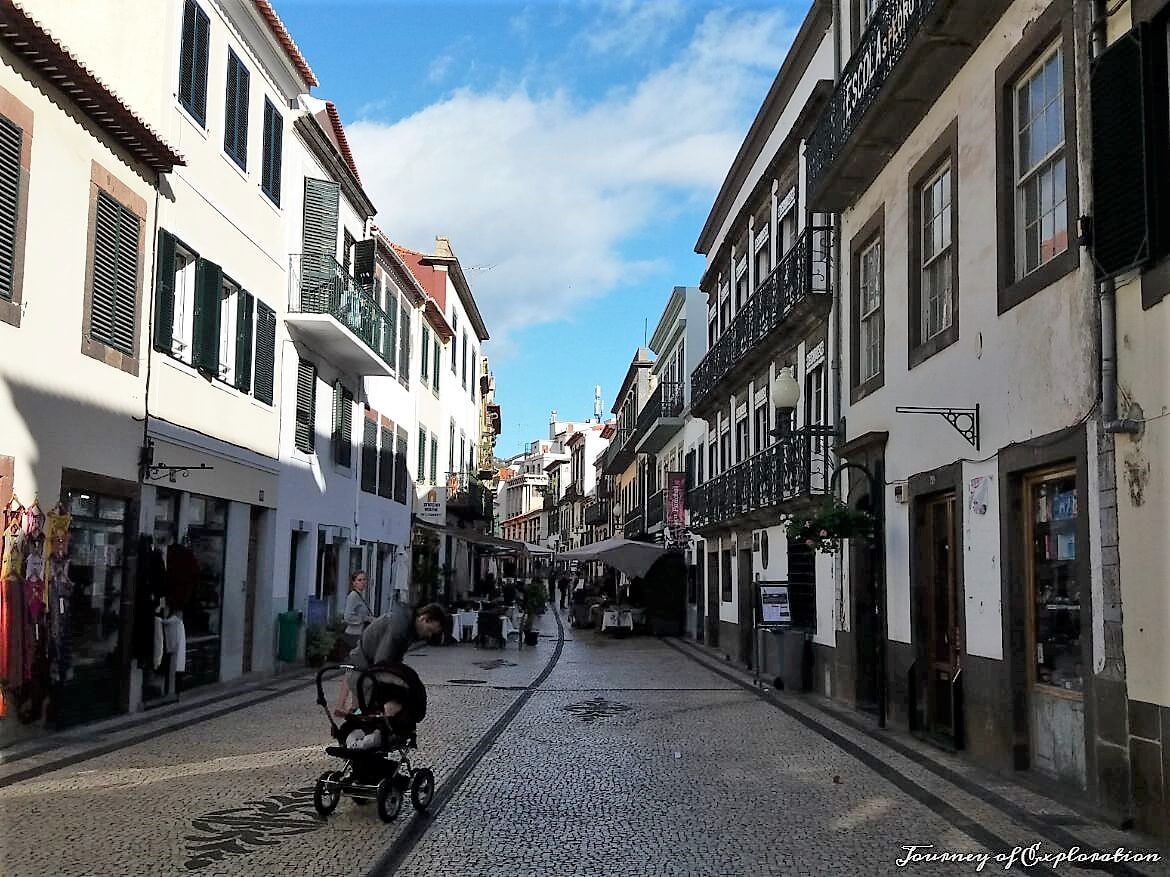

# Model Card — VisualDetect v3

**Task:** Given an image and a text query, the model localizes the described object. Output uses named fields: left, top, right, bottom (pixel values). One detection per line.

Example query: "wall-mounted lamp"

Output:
left=772, top=366, right=801, bottom=412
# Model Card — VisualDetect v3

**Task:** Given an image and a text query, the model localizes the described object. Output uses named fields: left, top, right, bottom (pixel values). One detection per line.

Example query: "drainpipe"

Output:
left=830, top=0, right=847, bottom=663
left=1090, top=0, right=1140, bottom=435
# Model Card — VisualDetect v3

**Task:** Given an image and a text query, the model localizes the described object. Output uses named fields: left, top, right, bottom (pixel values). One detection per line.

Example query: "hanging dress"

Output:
left=43, top=509, right=72, bottom=684
left=0, top=501, right=26, bottom=717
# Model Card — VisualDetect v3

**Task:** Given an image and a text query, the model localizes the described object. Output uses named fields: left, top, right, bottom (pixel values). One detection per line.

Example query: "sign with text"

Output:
left=667, top=471, right=686, bottom=527
left=416, top=485, right=446, bottom=523
left=758, top=584, right=791, bottom=626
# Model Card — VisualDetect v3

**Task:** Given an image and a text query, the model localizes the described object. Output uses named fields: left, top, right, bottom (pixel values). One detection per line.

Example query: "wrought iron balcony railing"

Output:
left=623, top=510, right=646, bottom=539
left=691, top=227, right=833, bottom=414
left=445, top=471, right=490, bottom=520
left=290, top=252, right=395, bottom=367
left=602, top=426, right=633, bottom=474
left=647, top=489, right=665, bottom=528
left=686, top=426, right=836, bottom=531
left=635, top=381, right=685, bottom=433
left=585, top=500, right=609, bottom=526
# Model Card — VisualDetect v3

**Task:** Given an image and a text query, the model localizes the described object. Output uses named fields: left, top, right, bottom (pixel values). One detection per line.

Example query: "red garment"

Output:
left=0, top=574, right=24, bottom=716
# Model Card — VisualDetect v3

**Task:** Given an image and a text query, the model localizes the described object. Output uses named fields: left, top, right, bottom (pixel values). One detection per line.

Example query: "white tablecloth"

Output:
left=601, top=609, right=633, bottom=632
left=451, top=611, right=479, bottom=641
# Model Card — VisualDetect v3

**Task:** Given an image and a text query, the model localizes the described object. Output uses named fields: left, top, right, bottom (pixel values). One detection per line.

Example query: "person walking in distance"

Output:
left=333, top=570, right=373, bottom=715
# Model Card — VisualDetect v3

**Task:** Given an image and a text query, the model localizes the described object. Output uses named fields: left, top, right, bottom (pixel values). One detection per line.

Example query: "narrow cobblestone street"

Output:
left=1, top=612, right=1166, bottom=877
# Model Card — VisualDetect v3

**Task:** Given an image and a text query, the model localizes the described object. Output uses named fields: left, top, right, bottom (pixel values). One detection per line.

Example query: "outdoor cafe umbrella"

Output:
left=556, top=535, right=667, bottom=579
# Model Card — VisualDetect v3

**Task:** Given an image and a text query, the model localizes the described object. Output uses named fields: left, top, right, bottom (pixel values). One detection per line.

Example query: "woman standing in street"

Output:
left=333, top=570, right=373, bottom=715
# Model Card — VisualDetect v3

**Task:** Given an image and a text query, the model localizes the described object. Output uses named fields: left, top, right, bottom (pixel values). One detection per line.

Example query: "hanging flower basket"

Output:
left=785, top=500, right=874, bottom=553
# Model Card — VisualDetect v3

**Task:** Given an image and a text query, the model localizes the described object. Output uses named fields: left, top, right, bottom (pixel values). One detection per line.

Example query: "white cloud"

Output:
left=580, top=0, right=688, bottom=56
left=346, top=7, right=797, bottom=349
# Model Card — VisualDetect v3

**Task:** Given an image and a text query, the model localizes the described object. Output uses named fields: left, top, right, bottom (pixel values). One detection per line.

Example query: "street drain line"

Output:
left=363, top=613, right=565, bottom=877
left=663, top=638, right=1069, bottom=877
left=665, top=637, right=1147, bottom=877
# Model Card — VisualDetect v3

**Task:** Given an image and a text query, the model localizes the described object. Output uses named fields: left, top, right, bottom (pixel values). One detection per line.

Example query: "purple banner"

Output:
left=667, top=471, right=686, bottom=527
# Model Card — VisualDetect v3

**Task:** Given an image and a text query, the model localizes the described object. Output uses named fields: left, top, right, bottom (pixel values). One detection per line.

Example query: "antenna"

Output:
left=594, top=385, right=603, bottom=423
left=644, top=317, right=648, bottom=346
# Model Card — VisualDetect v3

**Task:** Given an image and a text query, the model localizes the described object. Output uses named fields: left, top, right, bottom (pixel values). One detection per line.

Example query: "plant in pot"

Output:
left=785, top=500, right=875, bottom=553
left=521, top=581, right=545, bottom=646
left=305, top=623, right=337, bottom=667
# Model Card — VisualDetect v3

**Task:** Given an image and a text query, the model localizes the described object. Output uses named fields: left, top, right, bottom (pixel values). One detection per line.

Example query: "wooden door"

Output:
left=920, top=493, right=959, bottom=740
left=242, top=508, right=261, bottom=675
left=738, top=548, right=754, bottom=668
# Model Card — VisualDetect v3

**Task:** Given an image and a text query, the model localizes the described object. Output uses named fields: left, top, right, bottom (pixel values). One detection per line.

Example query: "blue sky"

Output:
left=272, top=0, right=804, bottom=455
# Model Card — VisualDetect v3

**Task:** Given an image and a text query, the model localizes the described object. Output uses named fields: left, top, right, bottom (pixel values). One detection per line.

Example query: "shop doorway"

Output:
left=851, top=493, right=879, bottom=714
left=737, top=548, right=753, bottom=668
left=915, top=491, right=961, bottom=745
left=242, top=508, right=262, bottom=675
left=181, top=496, right=228, bottom=691
left=706, top=549, right=719, bottom=647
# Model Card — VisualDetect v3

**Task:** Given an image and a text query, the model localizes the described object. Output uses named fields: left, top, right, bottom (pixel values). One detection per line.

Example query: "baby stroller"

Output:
left=312, top=663, right=435, bottom=823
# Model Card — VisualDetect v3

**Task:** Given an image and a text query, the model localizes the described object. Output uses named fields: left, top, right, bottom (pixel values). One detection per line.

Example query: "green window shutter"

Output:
left=377, top=424, right=394, bottom=498
left=234, top=290, right=254, bottom=392
left=420, top=325, right=430, bottom=378
left=398, top=304, right=410, bottom=380
left=417, top=426, right=427, bottom=481
left=342, top=229, right=355, bottom=276
left=90, top=191, right=139, bottom=355
left=395, top=428, right=409, bottom=503
left=332, top=382, right=353, bottom=468
left=224, top=50, right=249, bottom=169
left=383, top=296, right=397, bottom=366
left=294, top=359, right=316, bottom=453
left=432, top=339, right=440, bottom=392
left=191, top=257, right=222, bottom=374
left=429, top=436, right=438, bottom=485
left=361, top=416, right=378, bottom=493
left=0, top=115, right=22, bottom=302
left=153, top=229, right=176, bottom=352
left=303, top=176, right=340, bottom=295
left=353, top=239, right=375, bottom=284
left=450, top=313, right=458, bottom=371
left=253, top=301, right=276, bottom=404
left=261, top=98, right=282, bottom=204
left=178, top=0, right=210, bottom=125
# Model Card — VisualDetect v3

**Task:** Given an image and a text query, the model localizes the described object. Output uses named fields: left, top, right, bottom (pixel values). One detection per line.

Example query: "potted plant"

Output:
left=785, top=500, right=875, bottom=553
left=305, top=623, right=337, bottom=667
left=521, top=581, right=545, bottom=646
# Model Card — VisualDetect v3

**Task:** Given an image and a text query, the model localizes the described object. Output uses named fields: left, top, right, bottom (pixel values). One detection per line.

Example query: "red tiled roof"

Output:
left=324, top=101, right=361, bottom=183
left=0, top=1, right=183, bottom=173
left=252, top=0, right=318, bottom=88
left=392, top=242, right=448, bottom=311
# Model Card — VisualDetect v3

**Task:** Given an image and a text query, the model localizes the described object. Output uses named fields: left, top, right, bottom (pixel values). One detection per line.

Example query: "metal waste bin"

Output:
left=277, top=610, right=303, bottom=662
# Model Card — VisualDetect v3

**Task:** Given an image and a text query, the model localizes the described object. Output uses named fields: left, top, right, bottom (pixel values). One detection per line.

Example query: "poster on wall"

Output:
left=758, top=584, right=791, bottom=625
left=968, top=475, right=991, bottom=516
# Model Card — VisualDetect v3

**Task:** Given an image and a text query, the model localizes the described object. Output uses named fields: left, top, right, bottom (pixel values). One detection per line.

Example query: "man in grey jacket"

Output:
left=334, top=603, right=446, bottom=718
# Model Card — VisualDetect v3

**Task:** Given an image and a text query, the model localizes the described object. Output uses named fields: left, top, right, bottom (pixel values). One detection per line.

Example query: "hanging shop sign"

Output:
left=666, top=472, right=686, bottom=527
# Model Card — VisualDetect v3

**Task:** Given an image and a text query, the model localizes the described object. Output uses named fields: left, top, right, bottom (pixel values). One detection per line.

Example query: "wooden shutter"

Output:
left=191, top=257, right=222, bottom=374
left=432, top=338, right=440, bottom=392
left=332, top=382, right=353, bottom=467
left=1091, top=26, right=1154, bottom=278
left=395, top=428, right=408, bottom=502
left=398, top=304, right=410, bottom=381
left=224, top=50, right=249, bottom=169
left=429, top=436, right=438, bottom=485
left=294, top=359, right=316, bottom=453
left=361, top=416, right=378, bottom=493
left=253, top=301, right=276, bottom=404
left=417, top=427, right=427, bottom=481
left=378, top=424, right=394, bottom=498
left=179, top=0, right=210, bottom=125
left=261, top=98, right=282, bottom=204
left=90, top=191, right=139, bottom=355
left=383, top=296, right=397, bottom=366
left=234, top=290, right=254, bottom=392
left=303, top=178, right=340, bottom=257
left=0, top=115, right=21, bottom=301
left=153, top=229, right=176, bottom=352
left=353, top=239, right=375, bottom=284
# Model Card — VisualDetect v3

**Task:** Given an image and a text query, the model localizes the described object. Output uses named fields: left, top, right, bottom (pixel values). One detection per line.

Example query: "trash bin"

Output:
left=277, top=610, right=303, bottom=663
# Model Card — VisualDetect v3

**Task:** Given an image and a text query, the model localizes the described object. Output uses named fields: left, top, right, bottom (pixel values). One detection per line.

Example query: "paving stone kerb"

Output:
left=0, top=610, right=1165, bottom=877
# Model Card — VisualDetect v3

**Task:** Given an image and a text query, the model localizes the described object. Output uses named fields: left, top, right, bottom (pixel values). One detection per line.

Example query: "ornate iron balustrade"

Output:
left=290, top=253, right=394, bottom=366
left=445, top=471, right=490, bottom=520
left=686, top=426, right=837, bottom=532
left=646, top=489, right=665, bottom=528
left=691, top=227, right=833, bottom=412
left=623, top=510, right=645, bottom=539
left=602, top=426, right=633, bottom=473
left=806, top=0, right=939, bottom=194
left=635, top=381, right=685, bottom=436
left=585, top=500, right=609, bottom=526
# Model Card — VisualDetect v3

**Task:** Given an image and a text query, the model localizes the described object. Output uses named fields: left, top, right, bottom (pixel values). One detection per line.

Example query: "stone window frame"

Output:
left=907, top=118, right=960, bottom=370
left=995, top=0, right=1080, bottom=314
left=81, top=161, right=147, bottom=376
left=0, top=86, right=32, bottom=329
left=849, top=204, right=885, bottom=404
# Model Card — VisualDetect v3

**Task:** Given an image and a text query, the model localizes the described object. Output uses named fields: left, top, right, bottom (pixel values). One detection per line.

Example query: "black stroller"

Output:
left=312, top=663, right=435, bottom=823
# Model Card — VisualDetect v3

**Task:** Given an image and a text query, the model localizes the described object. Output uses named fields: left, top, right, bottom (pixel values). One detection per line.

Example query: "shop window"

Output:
left=223, top=49, right=249, bottom=170
left=1025, top=469, right=1082, bottom=693
left=178, top=0, right=210, bottom=126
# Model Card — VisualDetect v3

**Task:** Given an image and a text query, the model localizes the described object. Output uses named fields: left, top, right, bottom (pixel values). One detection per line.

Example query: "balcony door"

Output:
left=302, top=178, right=340, bottom=310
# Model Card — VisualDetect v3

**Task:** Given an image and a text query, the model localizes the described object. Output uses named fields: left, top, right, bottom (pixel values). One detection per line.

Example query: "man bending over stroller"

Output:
left=334, top=603, right=447, bottom=719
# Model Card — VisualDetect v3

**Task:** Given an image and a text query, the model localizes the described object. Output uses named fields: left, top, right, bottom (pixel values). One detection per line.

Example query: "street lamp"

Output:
left=771, top=366, right=800, bottom=438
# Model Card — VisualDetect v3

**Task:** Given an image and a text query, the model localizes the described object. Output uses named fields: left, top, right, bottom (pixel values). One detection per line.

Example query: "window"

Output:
left=461, top=331, right=468, bottom=389
left=224, top=50, right=249, bottom=170
left=734, top=266, right=748, bottom=310
left=721, top=549, right=732, bottom=602
left=708, top=440, right=717, bottom=480
left=261, top=98, right=282, bottom=205
left=448, top=420, right=456, bottom=474
left=342, top=229, right=355, bottom=276
left=383, top=291, right=398, bottom=367
left=754, top=394, right=769, bottom=453
left=460, top=433, right=466, bottom=474
left=88, top=189, right=141, bottom=358
left=778, top=201, right=797, bottom=256
left=919, top=161, right=953, bottom=342
left=451, top=313, right=458, bottom=371
left=332, top=382, right=353, bottom=468
left=377, top=422, right=394, bottom=499
left=253, top=302, right=276, bottom=405
left=178, top=0, right=210, bottom=125
left=430, top=435, right=439, bottom=485
left=361, top=416, right=378, bottom=494
left=470, top=346, right=477, bottom=398
left=420, top=325, right=430, bottom=380
left=1014, top=45, right=1067, bottom=279
left=394, top=428, right=409, bottom=503
left=398, top=303, right=410, bottom=384
left=0, top=108, right=29, bottom=323
left=908, top=120, right=958, bottom=367
left=719, top=426, right=731, bottom=472
left=859, top=237, right=883, bottom=383
left=294, top=359, right=316, bottom=454
left=163, top=238, right=197, bottom=358
left=432, top=337, right=440, bottom=393
left=417, top=426, right=427, bottom=481
left=232, top=287, right=254, bottom=393
left=735, top=414, right=749, bottom=463
left=218, top=278, right=241, bottom=385
left=755, top=237, right=771, bottom=289
left=708, top=314, right=717, bottom=348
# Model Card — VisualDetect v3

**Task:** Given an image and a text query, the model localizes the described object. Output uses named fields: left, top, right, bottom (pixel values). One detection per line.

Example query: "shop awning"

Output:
left=411, top=517, right=543, bottom=555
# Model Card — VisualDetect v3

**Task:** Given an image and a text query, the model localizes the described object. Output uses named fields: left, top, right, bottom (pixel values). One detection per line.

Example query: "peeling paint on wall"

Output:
left=1123, top=451, right=1150, bottom=508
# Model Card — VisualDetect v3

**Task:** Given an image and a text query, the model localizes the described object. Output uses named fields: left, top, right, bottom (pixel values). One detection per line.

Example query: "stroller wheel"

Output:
left=410, top=768, right=435, bottom=811
left=376, top=778, right=404, bottom=823
left=314, top=771, right=341, bottom=817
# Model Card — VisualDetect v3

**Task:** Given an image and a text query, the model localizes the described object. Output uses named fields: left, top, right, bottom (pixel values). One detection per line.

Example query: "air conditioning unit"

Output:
left=893, top=481, right=909, bottom=504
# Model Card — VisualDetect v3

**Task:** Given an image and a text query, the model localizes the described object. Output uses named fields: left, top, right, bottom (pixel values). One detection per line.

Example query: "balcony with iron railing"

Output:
left=585, top=499, right=610, bottom=526
left=646, top=489, right=665, bottom=529
left=601, top=425, right=633, bottom=475
left=634, top=381, right=685, bottom=456
left=623, top=509, right=646, bottom=540
left=691, top=228, right=833, bottom=417
left=286, top=252, right=396, bottom=376
left=686, top=426, right=836, bottom=532
left=445, top=472, right=491, bottom=522
left=806, top=0, right=1011, bottom=211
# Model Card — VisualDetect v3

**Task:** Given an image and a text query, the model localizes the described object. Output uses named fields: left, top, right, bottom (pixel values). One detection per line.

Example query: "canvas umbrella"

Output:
left=556, top=535, right=667, bottom=579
